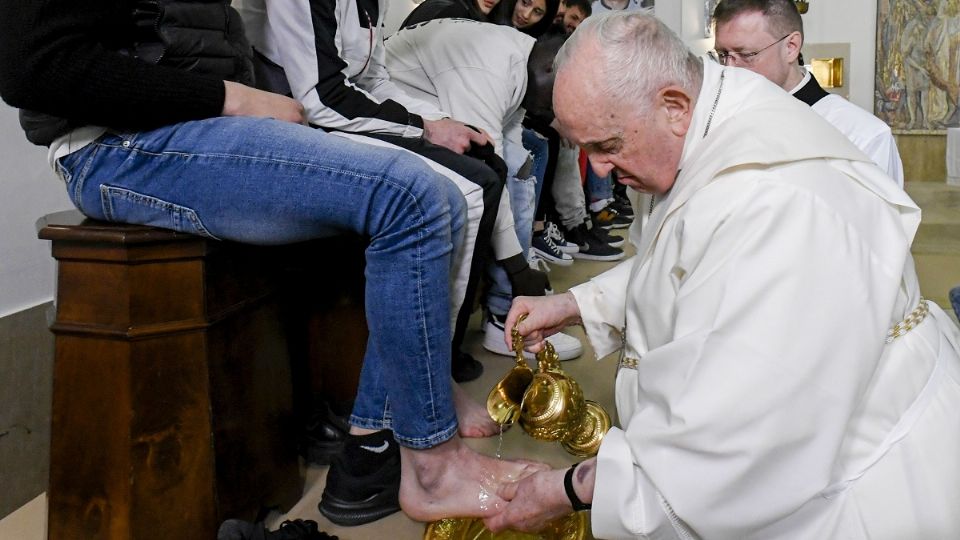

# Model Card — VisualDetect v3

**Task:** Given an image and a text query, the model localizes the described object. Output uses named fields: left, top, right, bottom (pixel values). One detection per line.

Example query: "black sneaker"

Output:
left=531, top=230, right=573, bottom=266
left=452, top=349, right=483, bottom=383
left=609, top=196, right=635, bottom=219
left=564, top=224, right=625, bottom=261
left=301, top=400, right=350, bottom=466
left=218, top=519, right=338, bottom=540
left=318, top=431, right=401, bottom=526
left=590, top=205, right=632, bottom=230
left=590, top=224, right=625, bottom=248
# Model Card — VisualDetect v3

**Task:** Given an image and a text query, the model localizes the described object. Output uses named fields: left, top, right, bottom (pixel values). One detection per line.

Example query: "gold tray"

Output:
left=424, top=512, right=592, bottom=540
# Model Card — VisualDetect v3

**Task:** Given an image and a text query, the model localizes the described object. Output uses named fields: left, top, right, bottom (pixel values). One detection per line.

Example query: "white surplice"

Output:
left=571, top=59, right=960, bottom=539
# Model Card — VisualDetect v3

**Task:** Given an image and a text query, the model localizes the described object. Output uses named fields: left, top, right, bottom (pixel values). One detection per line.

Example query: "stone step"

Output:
left=906, top=182, right=960, bottom=254
left=905, top=181, right=960, bottom=212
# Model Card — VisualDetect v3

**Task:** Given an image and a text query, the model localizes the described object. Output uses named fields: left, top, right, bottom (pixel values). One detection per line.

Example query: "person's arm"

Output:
left=263, top=0, right=430, bottom=137
left=0, top=0, right=225, bottom=129
left=0, top=0, right=303, bottom=129
left=862, top=128, right=905, bottom=188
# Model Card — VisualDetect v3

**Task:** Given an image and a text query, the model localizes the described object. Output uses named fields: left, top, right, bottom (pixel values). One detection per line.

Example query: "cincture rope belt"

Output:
left=886, top=297, right=929, bottom=343
left=619, top=297, right=930, bottom=370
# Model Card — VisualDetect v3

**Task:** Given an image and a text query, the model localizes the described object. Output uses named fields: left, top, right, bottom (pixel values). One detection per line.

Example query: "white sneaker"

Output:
left=482, top=314, right=583, bottom=361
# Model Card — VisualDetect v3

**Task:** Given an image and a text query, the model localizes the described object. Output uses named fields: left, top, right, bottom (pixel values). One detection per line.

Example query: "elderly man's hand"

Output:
left=424, top=118, right=491, bottom=153
left=505, top=292, right=582, bottom=353
left=483, top=467, right=572, bottom=533
left=222, top=81, right=306, bottom=124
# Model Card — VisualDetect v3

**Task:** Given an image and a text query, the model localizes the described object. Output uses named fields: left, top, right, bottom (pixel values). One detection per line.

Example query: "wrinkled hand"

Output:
left=222, top=81, right=305, bottom=124
left=483, top=468, right=571, bottom=533
left=504, top=292, right=582, bottom=353
left=424, top=118, right=491, bottom=154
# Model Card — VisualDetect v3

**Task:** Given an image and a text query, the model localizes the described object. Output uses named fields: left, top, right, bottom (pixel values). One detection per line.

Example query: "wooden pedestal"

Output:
left=37, top=210, right=367, bottom=539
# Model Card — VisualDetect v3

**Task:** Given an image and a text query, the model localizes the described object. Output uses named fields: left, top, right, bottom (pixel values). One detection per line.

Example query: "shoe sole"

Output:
left=319, top=491, right=400, bottom=527
left=599, top=222, right=631, bottom=230
left=604, top=238, right=625, bottom=248
left=556, top=244, right=580, bottom=254
left=531, top=247, right=574, bottom=266
left=572, top=251, right=626, bottom=261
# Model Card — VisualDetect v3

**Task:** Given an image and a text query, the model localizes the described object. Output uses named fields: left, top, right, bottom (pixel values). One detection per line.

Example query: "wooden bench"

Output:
left=37, top=210, right=367, bottom=540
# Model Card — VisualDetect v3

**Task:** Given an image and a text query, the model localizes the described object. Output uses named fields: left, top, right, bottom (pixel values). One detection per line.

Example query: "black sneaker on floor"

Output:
left=218, top=519, right=339, bottom=540
left=591, top=224, right=625, bottom=248
left=531, top=230, right=573, bottom=266
left=564, top=223, right=625, bottom=261
left=301, top=400, right=350, bottom=466
left=318, top=431, right=401, bottom=526
left=609, top=196, right=635, bottom=219
left=591, top=205, right=632, bottom=230
left=452, top=349, right=483, bottom=383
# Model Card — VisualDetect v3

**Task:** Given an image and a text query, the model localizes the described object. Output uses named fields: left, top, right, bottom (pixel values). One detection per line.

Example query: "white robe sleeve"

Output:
left=569, top=257, right=636, bottom=359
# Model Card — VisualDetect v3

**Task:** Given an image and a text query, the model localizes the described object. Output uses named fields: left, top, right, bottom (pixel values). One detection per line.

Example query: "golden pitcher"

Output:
left=486, top=318, right=611, bottom=458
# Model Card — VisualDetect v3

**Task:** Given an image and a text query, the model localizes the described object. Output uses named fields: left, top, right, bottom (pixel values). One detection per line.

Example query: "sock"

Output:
left=341, top=430, right=396, bottom=476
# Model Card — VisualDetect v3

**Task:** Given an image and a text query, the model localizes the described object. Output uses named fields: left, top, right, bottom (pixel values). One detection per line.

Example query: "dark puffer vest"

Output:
left=131, top=0, right=254, bottom=86
left=21, top=0, right=254, bottom=145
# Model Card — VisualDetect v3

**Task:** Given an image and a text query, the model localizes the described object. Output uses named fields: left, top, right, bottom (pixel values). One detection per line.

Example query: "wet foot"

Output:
left=398, top=437, right=547, bottom=522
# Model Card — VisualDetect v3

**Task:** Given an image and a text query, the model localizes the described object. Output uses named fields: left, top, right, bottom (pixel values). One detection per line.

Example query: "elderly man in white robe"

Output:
left=487, top=11, right=960, bottom=539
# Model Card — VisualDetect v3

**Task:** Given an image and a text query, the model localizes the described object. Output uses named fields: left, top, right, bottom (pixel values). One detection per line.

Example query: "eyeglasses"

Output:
left=710, top=34, right=790, bottom=65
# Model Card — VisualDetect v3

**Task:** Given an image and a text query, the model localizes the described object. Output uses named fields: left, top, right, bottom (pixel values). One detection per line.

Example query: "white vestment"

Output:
left=571, top=59, right=960, bottom=539
left=790, top=70, right=905, bottom=187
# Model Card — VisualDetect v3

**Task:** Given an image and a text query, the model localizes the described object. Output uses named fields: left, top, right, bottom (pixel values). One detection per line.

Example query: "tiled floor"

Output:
left=4, top=180, right=960, bottom=538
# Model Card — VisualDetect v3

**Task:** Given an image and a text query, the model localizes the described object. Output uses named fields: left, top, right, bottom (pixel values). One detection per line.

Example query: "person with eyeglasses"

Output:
left=711, top=0, right=904, bottom=187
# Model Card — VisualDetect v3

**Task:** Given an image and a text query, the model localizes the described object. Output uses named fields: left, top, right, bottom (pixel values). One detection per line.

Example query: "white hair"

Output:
left=555, top=10, right=703, bottom=112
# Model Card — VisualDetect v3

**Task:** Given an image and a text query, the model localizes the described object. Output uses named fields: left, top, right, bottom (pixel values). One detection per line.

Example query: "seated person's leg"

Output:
left=360, top=132, right=503, bottom=383
left=58, top=116, right=539, bottom=524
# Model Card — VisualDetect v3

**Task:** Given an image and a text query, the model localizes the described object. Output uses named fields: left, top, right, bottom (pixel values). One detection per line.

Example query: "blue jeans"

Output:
left=55, top=117, right=465, bottom=449
left=585, top=158, right=613, bottom=207
left=522, top=128, right=549, bottom=208
left=951, top=286, right=960, bottom=322
left=486, top=174, right=536, bottom=317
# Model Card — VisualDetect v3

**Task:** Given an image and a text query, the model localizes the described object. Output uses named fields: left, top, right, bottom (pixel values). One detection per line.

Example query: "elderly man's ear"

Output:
left=659, top=86, right=693, bottom=137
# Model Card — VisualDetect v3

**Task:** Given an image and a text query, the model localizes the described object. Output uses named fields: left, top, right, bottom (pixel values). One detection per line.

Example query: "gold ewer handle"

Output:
left=486, top=314, right=535, bottom=427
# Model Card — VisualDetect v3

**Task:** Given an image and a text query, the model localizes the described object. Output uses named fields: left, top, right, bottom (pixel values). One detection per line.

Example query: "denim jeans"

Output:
left=585, top=158, right=613, bottom=209
left=486, top=174, right=536, bottom=317
left=55, top=117, right=465, bottom=448
left=522, top=128, right=549, bottom=209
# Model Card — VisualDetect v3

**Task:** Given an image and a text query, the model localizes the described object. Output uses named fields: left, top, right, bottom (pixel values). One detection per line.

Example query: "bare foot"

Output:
left=453, top=381, right=501, bottom=438
left=398, top=437, right=548, bottom=522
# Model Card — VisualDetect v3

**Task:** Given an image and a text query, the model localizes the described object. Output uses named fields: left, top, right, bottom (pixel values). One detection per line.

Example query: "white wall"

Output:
left=798, top=0, right=876, bottom=111
left=0, top=102, right=73, bottom=319
left=663, top=0, right=877, bottom=111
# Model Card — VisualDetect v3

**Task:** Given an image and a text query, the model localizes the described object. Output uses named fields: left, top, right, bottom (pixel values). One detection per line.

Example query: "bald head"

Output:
left=552, top=11, right=701, bottom=195
left=554, top=11, right=702, bottom=114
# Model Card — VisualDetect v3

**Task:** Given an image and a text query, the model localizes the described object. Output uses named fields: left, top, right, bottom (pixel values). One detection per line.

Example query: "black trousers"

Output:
left=365, top=133, right=504, bottom=358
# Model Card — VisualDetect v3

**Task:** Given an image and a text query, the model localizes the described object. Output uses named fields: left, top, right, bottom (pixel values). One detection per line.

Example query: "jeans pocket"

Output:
left=100, top=185, right=221, bottom=240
